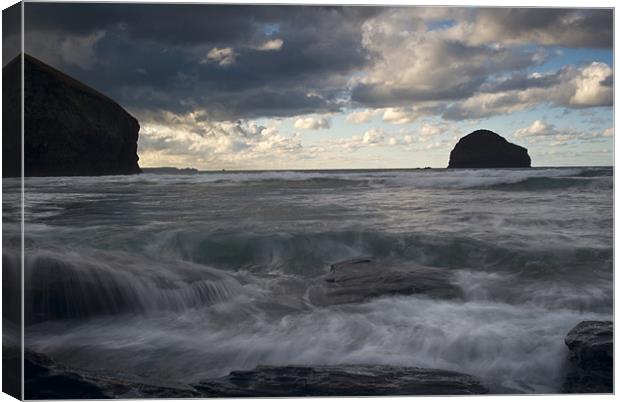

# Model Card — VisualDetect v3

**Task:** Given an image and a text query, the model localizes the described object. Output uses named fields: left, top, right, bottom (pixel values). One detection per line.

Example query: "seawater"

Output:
left=2, top=167, right=613, bottom=393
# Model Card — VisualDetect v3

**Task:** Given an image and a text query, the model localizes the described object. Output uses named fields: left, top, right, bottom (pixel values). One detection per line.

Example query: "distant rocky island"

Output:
left=142, top=167, right=200, bottom=175
left=3, top=54, right=141, bottom=177
left=448, top=129, right=531, bottom=168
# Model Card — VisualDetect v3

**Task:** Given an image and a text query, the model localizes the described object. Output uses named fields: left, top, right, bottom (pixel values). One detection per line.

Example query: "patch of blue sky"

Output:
left=262, top=23, right=281, bottom=37
left=532, top=46, right=613, bottom=73
left=426, top=19, right=456, bottom=31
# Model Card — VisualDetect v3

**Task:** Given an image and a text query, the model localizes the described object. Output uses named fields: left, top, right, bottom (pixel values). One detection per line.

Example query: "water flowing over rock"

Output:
left=193, top=365, right=489, bottom=396
left=3, top=54, right=141, bottom=177
left=12, top=249, right=242, bottom=324
left=308, top=258, right=463, bottom=306
left=448, top=129, right=531, bottom=168
left=563, top=320, right=613, bottom=393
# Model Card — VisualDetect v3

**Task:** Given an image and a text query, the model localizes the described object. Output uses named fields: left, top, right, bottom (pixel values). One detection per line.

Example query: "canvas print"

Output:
left=1, top=2, right=614, bottom=399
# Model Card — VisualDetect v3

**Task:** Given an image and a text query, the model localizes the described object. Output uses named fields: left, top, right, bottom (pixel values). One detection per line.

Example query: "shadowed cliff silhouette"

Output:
left=3, top=54, right=141, bottom=177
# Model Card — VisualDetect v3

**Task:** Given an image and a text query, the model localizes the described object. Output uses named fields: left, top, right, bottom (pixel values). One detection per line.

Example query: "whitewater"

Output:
left=2, top=166, right=613, bottom=394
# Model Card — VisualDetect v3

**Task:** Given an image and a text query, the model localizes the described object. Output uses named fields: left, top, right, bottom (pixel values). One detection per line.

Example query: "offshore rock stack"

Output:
left=448, top=129, right=531, bottom=168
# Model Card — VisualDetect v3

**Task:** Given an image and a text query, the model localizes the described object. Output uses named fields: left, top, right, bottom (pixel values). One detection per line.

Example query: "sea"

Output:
left=2, top=166, right=613, bottom=394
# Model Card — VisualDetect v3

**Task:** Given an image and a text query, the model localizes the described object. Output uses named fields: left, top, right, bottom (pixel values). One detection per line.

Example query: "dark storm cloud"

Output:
left=24, top=3, right=381, bottom=119
left=22, top=4, right=613, bottom=121
left=26, top=3, right=380, bottom=119
left=480, top=70, right=565, bottom=93
left=474, top=8, right=613, bottom=48
left=25, top=4, right=379, bottom=47
left=600, top=75, right=613, bottom=88
left=351, top=80, right=484, bottom=108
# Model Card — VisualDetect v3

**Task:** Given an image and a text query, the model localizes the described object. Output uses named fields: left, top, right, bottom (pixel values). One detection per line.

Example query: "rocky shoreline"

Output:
left=24, top=351, right=488, bottom=399
left=21, top=319, right=612, bottom=398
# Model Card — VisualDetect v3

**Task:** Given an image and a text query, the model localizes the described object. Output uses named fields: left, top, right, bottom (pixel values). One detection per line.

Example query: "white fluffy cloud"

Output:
left=382, top=108, right=418, bottom=125
left=602, top=128, right=614, bottom=138
left=201, top=47, right=237, bottom=66
left=138, top=111, right=306, bottom=169
left=348, top=8, right=612, bottom=121
left=513, top=120, right=613, bottom=146
left=419, top=122, right=450, bottom=139
left=345, top=109, right=379, bottom=124
left=294, top=116, right=331, bottom=130
left=514, top=120, right=558, bottom=138
left=569, top=62, right=613, bottom=107
left=255, top=39, right=284, bottom=51
left=362, top=128, right=384, bottom=144
left=443, top=62, right=613, bottom=120
left=351, top=9, right=549, bottom=108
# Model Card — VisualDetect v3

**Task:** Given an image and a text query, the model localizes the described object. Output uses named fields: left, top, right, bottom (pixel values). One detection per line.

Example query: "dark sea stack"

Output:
left=308, top=258, right=463, bottom=306
left=193, top=365, right=488, bottom=396
left=3, top=54, right=141, bottom=177
left=448, top=129, right=531, bottom=168
left=563, top=321, right=613, bottom=393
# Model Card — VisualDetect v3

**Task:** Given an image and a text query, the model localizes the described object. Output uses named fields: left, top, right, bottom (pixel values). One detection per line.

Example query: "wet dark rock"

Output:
left=3, top=54, right=141, bottom=177
left=448, top=129, right=531, bottom=168
left=25, top=349, right=488, bottom=398
left=563, top=320, right=613, bottom=393
left=193, top=365, right=489, bottom=396
left=24, top=351, right=199, bottom=399
left=308, top=258, right=463, bottom=306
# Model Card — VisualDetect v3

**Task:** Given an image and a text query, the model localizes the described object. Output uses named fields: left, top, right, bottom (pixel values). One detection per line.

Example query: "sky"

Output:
left=16, top=4, right=615, bottom=169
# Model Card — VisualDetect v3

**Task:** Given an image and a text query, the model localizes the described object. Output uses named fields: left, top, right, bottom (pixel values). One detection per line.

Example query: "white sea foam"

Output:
left=5, top=166, right=612, bottom=395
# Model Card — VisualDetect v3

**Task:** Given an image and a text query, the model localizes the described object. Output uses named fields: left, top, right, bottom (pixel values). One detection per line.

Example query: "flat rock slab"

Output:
left=24, top=350, right=488, bottom=398
left=564, top=320, right=613, bottom=393
left=308, top=258, right=463, bottom=306
left=193, top=365, right=488, bottom=396
left=24, top=351, right=199, bottom=399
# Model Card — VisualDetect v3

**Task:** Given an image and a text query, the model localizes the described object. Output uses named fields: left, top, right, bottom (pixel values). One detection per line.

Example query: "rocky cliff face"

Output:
left=2, top=55, right=22, bottom=178
left=448, top=130, right=531, bottom=168
left=3, top=54, right=141, bottom=177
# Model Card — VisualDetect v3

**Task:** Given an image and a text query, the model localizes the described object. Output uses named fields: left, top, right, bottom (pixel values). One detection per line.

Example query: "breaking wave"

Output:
left=20, top=166, right=611, bottom=190
left=8, top=165, right=612, bottom=394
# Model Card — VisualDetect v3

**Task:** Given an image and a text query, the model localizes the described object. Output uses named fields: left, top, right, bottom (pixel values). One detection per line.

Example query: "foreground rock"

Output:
left=24, top=351, right=198, bottom=399
left=193, top=365, right=488, bottom=396
left=3, top=54, right=141, bottom=177
left=563, top=320, right=613, bottom=393
left=308, top=258, right=463, bottom=306
left=448, top=129, right=531, bottom=168
left=25, top=350, right=488, bottom=398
